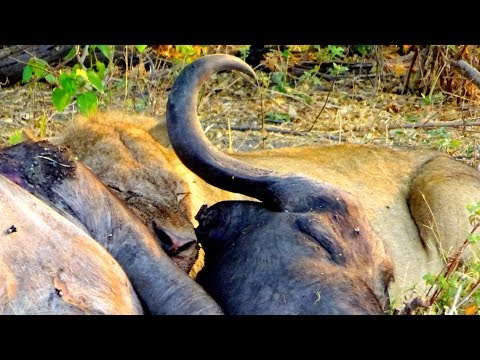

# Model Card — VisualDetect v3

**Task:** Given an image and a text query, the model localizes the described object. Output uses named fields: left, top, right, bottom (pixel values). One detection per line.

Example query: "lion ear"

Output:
left=148, top=119, right=171, bottom=147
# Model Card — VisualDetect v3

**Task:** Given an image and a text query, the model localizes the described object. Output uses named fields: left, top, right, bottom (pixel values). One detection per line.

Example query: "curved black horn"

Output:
left=167, top=54, right=344, bottom=212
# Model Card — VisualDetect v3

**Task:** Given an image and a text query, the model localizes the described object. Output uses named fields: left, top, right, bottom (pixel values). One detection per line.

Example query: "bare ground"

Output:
left=2, top=59, right=480, bottom=169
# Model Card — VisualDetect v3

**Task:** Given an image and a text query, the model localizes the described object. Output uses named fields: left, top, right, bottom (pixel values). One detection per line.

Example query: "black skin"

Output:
left=195, top=201, right=392, bottom=315
left=167, top=54, right=394, bottom=314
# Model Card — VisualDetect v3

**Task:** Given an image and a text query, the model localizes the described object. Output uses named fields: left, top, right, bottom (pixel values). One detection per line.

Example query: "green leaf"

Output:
left=28, top=58, right=49, bottom=79
left=44, top=73, right=56, bottom=84
left=64, top=46, right=77, bottom=61
left=176, top=45, right=195, bottom=57
left=59, top=73, right=78, bottom=95
left=75, top=74, right=87, bottom=88
left=467, top=234, right=480, bottom=244
left=405, top=115, right=419, bottom=123
left=329, top=63, right=349, bottom=76
left=52, top=87, right=73, bottom=112
left=239, top=46, right=250, bottom=60
left=281, top=49, right=291, bottom=58
left=135, top=45, right=147, bottom=53
left=327, top=45, right=345, bottom=59
left=77, top=91, right=98, bottom=116
left=95, top=45, right=112, bottom=61
left=8, top=130, right=23, bottom=145
left=438, top=276, right=449, bottom=289
left=423, top=273, right=436, bottom=285
left=271, top=72, right=284, bottom=85
left=265, top=111, right=291, bottom=123
left=95, top=61, right=106, bottom=79
left=22, top=65, right=34, bottom=83
left=467, top=202, right=480, bottom=214
left=449, top=140, right=461, bottom=149
left=86, top=69, right=104, bottom=93
left=353, top=45, right=371, bottom=56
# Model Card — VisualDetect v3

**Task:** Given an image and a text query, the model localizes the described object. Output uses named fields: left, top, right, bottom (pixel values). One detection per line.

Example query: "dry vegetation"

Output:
left=2, top=44, right=480, bottom=314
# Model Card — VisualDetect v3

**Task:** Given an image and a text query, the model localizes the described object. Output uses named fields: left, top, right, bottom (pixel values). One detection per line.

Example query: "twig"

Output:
left=388, top=118, right=480, bottom=132
left=401, top=46, right=419, bottom=95
left=454, top=45, right=468, bottom=61
left=308, top=73, right=337, bottom=132
left=76, top=45, right=89, bottom=69
left=446, top=283, right=462, bottom=315
left=456, top=278, right=480, bottom=309
left=205, top=123, right=343, bottom=141
left=266, top=89, right=314, bottom=109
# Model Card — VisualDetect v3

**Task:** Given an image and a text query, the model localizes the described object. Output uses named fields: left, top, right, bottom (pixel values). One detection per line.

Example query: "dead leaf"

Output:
left=465, top=304, right=477, bottom=315
left=386, top=102, right=400, bottom=113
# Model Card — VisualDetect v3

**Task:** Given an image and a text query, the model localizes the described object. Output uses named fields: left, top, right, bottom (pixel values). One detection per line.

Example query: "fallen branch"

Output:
left=388, top=118, right=480, bottom=132
left=451, top=60, right=480, bottom=89
left=206, top=124, right=344, bottom=141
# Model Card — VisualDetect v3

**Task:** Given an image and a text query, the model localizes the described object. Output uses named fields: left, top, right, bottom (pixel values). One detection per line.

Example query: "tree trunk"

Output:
left=0, top=45, right=73, bottom=85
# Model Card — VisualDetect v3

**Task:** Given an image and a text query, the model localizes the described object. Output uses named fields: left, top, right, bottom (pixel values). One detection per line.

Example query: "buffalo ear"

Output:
left=295, top=215, right=347, bottom=265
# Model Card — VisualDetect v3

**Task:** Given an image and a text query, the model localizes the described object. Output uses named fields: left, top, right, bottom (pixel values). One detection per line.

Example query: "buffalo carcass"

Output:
left=0, top=140, right=223, bottom=315
left=167, top=54, right=394, bottom=314
left=0, top=174, right=143, bottom=315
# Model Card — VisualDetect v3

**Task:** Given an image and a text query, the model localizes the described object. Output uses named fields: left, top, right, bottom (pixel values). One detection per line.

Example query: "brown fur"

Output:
left=56, top=112, right=202, bottom=273
left=56, top=111, right=480, bottom=305
left=0, top=175, right=143, bottom=315
left=232, top=145, right=480, bottom=302
left=56, top=111, right=243, bottom=276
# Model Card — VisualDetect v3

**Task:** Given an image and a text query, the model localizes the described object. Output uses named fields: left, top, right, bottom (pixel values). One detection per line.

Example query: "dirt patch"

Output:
left=1, top=57, right=480, bottom=170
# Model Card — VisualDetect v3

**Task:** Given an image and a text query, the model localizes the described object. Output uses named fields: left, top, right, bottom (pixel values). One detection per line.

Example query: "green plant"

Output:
left=22, top=45, right=148, bottom=116
left=413, top=201, right=480, bottom=315
left=352, top=45, right=372, bottom=56
left=8, top=130, right=23, bottom=145
left=271, top=71, right=288, bottom=93
left=421, top=91, right=444, bottom=105
left=328, top=63, right=349, bottom=76
left=36, top=113, right=48, bottom=138
left=238, top=46, right=250, bottom=60
left=312, top=45, right=349, bottom=76
left=265, top=111, right=291, bottom=123
left=326, top=45, right=345, bottom=59
left=298, top=66, right=322, bottom=87
left=172, top=45, right=202, bottom=64
left=424, top=127, right=461, bottom=153
left=405, top=115, right=419, bottom=123
left=398, top=201, right=480, bottom=315
left=313, top=45, right=347, bottom=62
left=22, top=57, right=54, bottom=84
left=281, top=48, right=291, bottom=59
